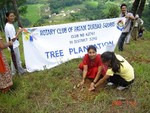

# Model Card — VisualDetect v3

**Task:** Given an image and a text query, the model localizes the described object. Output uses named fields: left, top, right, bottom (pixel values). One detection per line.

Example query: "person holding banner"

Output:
left=118, top=3, right=135, bottom=51
left=0, top=34, right=13, bottom=93
left=77, top=45, right=107, bottom=88
left=5, top=11, right=26, bottom=75
left=89, top=51, right=134, bottom=91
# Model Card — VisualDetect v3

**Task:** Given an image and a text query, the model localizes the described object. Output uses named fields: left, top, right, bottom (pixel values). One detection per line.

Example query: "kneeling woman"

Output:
left=89, top=51, right=134, bottom=91
left=78, top=45, right=107, bottom=88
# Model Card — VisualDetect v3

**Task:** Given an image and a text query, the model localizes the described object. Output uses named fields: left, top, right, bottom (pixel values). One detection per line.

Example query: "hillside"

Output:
left=0, top=0, right=150, bottom=112
left=0, top=32, right=150, bottom=112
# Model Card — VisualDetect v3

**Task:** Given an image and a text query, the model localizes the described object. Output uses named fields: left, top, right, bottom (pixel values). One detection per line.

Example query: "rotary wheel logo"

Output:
left=117, top=20, right=125, bottom=31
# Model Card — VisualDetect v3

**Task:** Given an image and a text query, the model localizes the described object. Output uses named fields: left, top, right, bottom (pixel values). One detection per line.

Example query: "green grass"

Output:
left=63, top=4, right=85, bottom=11
left=1, top=32, right=150, bottom=112
left=24, top=4, right=44, bottom=24
left=86, top=1, right=99, bottom=8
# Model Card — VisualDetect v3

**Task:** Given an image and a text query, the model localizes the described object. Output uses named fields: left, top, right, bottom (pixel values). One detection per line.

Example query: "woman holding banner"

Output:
left=76, top=45, right=107, bottom=89
left=0, top=34, right=13, bottom=93
left=5, top=11, right=26, bottom=75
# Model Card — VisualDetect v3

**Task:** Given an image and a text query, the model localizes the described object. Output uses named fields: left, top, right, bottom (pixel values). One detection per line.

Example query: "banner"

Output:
left=22, top=18, right=125, bottom=72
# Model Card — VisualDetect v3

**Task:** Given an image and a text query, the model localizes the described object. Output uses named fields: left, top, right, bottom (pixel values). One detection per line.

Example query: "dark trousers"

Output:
left=107, top=74, right=134, bottom=87
left=118, top=32, right=128, bottom=51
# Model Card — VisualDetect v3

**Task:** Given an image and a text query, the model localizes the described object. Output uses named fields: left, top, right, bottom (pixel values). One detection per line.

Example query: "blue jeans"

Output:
left=11, top=47, right=25, bottom=74
left=118, top=32, right=128, bottom=51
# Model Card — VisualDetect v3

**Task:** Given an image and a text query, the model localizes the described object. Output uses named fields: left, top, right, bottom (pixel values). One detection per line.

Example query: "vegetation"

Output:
left=1, top=0, right=149, bottom=29
left=22, top=0, right=149, bottom=31
left=26, top=0, right=48, bottom=4
left=0, top=0, right=150, bottom=112
left=49, top=0, right=83, bottom=14
left=24, top=4, right=44, bottom=25
left=142, top=3, right=150, bottom=31
left=0, top=32, right=150, bottom=113
left=0, top=0, right=27, bottom=30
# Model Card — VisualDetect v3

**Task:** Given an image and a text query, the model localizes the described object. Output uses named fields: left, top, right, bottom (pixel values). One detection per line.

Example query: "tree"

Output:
left=0, top=0, right=12, bottom=31
left=142, top=2, right=150, bottom=30
left=0, top=0, right=27, bottom=31
left=132, top=0, right=140, bottom=16
left=132, top=0, right=146, bottom=17
left=12, top=0, right=23, bottom=27
left=107, top=5, right=119, bottom=18
left=137, top=0, right=146, bottom=17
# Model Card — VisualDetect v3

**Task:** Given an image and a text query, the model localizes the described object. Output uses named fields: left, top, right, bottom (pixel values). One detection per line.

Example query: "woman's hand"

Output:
left=17, top=28, right=23, bottom=34
left=8, top=40, right=13, bottom=46
left=89, top=82, right=95, bottom=91
left=12, top=37, right=18, bottom=42
left=77, top=79, right=85, bottom=87
left=80, top=79, right=85, bottom=86
left=16, top=28, right=23, bottom=36
left=73, top=79, right=85, bottom=89
left=14, top=28, right=24, bottom=39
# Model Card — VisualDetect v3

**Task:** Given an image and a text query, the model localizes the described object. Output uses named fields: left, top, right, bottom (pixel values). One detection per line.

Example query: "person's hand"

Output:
left=8, top=40, right=13, bottom=46
left=77, top=79, right=85, bottom=87
left=89, top=82, right=95, bottom=91
left=18, top=28, right=23, bottom=33
left=15, top=28, right=24, bottom=39
left=80, top=79, right=85, bottom=86
left=125, top=15, right=130, bottom=19
left=12, top=37, right=18, bottom=42
left=73, top=79, right=85, bottom=89
left=17, top=28, right=23, bottom=34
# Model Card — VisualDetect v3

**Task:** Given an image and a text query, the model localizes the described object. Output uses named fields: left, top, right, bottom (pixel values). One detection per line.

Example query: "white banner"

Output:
left=22, top=18, right=125, bottom=72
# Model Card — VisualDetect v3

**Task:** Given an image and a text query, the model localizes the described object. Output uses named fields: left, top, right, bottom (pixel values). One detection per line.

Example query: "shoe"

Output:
left=107, top=82, right=114, bottom=86
left=24, top=69, right=27, bottom=73
left=117, top=86, right=126, bottom=91
left=12, top=72, right=16, bottom=76
left=18, top=69, right=27, bottom=75
left=118, top=49, right=123, bottom=51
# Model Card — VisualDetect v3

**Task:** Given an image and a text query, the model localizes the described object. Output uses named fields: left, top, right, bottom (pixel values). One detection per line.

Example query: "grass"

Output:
left=24, top=4, right=44, bottom=24
left=63, top=4, right=85, bottom=11
left=0, top=32, right=150, bottom=112
left=86, top=1, right=99, bottom=8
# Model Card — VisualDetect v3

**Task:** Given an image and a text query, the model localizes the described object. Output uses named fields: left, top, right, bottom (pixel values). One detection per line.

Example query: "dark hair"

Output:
left=5, top=11, right=15, bottom=23
left=120, top=3, right=127, bottom=9
left=101, top=51, right=123, bottom=73
left=87, top=45, right=97, bottom=52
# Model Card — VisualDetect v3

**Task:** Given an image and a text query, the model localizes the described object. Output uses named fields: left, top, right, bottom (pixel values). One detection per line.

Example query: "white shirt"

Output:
left=5, top=23, right=20, bottom=49
left=120, top=12, right=134, bottom=33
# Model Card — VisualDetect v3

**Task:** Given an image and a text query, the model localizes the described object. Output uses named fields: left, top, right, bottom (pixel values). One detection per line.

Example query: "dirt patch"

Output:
left=69, top=69, right=107, bottom=102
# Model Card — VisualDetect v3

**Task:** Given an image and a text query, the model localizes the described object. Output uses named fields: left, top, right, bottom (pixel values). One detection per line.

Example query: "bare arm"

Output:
left=95, top=75, right=110, bottom=88
left=0, top=39, right=13, bottom=49
left=125, top=14, right=135, bottom=20
left=12, top=28, right=23, bottom=41
left=93, top=66, right=102, bottom=83
left=89, top=74, right=110, bottom=91
left=80, top=65, right=88, bottom=84
left=89, top=66, right=102, bottom=90
left=129, top=15, right=135, bottom=20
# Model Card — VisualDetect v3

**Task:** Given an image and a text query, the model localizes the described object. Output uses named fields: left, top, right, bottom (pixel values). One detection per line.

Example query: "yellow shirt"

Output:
left=106, top=54, right=134, bottom=81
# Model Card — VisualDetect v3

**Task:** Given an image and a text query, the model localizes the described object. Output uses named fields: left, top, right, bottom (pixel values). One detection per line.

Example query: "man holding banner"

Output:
left=118, top=4, right=135, bottom=51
